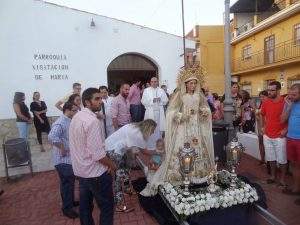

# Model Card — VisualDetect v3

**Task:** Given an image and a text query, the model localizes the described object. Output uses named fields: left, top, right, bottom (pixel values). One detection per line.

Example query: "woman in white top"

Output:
left=105, top=119, right=157, bottom=212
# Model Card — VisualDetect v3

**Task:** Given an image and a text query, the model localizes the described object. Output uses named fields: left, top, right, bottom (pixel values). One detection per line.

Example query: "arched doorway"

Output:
left=107, top=53, right=158, bottom=94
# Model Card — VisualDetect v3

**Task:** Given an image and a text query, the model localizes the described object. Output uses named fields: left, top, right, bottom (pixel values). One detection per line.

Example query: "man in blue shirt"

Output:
left=48, top=102, right=79, bottom=218
left=281, top=83, right=300, bottom=205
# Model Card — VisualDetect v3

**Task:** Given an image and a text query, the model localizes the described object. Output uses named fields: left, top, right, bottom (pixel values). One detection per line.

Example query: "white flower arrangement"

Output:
left=161, top=181, right=259, bottom=217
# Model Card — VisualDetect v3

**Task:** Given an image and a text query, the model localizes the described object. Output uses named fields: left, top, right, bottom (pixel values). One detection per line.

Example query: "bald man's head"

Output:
left=150, top=77, right=158, bottom=88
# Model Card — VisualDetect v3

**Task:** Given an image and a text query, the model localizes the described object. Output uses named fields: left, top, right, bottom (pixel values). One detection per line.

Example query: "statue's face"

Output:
left=186, top=79, right=197, bottom=92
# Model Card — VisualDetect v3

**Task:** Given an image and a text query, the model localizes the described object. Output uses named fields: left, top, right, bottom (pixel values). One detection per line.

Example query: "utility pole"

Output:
left=223, top=0, right=234, bottom=135
left=181, top=0, right=187, bottom=68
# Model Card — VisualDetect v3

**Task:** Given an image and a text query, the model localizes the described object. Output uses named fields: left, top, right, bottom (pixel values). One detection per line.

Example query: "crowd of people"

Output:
left=7, top=77, right=300, bottom=224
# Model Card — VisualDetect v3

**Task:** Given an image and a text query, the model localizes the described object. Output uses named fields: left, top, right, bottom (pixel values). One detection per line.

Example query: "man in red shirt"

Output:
left=261, top=81, right=287, bottom=187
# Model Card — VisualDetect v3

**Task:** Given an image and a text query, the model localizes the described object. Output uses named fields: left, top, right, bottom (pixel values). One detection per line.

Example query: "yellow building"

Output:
left=186, top=25, right=225, bottom=94
left=230, top=0, right=300, bottom=96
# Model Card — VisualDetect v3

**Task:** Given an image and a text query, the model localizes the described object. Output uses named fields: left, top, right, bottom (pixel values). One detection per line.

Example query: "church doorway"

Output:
left=107, top=53, right=158, bottom=95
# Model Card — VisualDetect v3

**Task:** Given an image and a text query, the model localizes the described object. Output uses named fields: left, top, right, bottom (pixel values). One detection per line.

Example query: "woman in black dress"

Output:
left=30, top=92, right=50, bottom=152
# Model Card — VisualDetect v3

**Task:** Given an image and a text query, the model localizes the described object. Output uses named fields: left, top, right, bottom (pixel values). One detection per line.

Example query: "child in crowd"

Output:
left=149, top=139, right=165, bottom=170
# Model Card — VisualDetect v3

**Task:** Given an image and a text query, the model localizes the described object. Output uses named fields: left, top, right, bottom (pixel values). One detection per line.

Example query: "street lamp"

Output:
left=223, top=0, right=234, bottom=136
left=181, top=0, right=187, bottom=68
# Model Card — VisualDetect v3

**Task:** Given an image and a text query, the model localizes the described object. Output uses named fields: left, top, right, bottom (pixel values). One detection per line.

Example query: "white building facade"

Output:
left=0, top=0, right=194, bottom=119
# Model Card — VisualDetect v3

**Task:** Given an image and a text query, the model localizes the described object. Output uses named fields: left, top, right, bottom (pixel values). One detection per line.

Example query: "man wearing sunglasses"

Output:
left=261, top=81, right=287, bottom=187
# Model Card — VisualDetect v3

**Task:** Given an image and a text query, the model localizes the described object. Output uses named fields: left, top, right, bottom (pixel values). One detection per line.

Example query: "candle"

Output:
left=184, top=157, right=191, bottom=171
left=232, top=149, right=238, bottom=162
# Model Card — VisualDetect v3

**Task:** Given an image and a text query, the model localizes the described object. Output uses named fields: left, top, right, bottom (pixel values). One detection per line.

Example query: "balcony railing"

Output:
left=232, top=0, right=297, bottom=38
left=232, top=39, right=300, bottom=73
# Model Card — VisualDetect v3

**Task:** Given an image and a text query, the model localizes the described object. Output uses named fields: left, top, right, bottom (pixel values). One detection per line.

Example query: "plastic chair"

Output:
left=2, top=138, right=33, bottom=180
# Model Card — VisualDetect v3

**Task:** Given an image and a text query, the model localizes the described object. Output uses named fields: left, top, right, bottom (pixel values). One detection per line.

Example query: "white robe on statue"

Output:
left=141, top=87, right=168, bottom=150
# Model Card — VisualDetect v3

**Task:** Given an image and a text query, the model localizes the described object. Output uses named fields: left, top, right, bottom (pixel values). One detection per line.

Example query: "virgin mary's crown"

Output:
left=176, top=66, right=206, bottom=86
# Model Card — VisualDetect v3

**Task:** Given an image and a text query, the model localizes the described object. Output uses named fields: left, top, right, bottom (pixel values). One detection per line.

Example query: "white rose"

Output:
left=190, top=208, right=195, bottom=215
left=196, top=195, right=200, bottom=200
left=229, top=190, right=235, bottom=196
left=215, top=203, right=220, bottom=208
left=233, top=200, right=238, bottom=205
left=195, top=206, right=200, bottom=213
left=182, top=198, right=187, bottom=203
left=223, top=196, right=229, bottom=202
left=200, top=206, right=205, bottom=212
left=222, top=203, right=228, bottom=208
left=200, top=200, right=205, bottom=205
left=249, top=198, right=254, bottom=203
left=243, top=198, right=249, bottom=203
left=200, top=194, right=205, bottom=199
left=206, top=193, right=212, bottom=198
left=184, top=209, right=190, bottom=216
left=245, top=193, right=250, bottom=198
left=254, top=195, right=259, bottom=201
left=205, top=205, right=211, bottom=211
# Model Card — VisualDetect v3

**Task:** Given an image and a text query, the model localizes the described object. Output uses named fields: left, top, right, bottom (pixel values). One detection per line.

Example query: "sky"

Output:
left=46, top=0, right=238, bottom=36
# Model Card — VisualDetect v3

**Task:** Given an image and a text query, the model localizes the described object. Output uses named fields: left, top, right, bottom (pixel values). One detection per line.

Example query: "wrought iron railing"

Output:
left=232, top=39, right=300, bottom=73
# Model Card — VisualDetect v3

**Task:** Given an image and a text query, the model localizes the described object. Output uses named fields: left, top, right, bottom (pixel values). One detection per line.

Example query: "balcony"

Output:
left=231, top=0, right=299, bottom=38
left=232, top=39, right=300, bottom=74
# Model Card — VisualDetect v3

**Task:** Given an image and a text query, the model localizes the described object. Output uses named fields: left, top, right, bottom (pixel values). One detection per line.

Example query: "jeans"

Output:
left=16, top=122, right=30, bottom=140
left=79, top=172, right=114, bottom=225
left=130, top=104, right=143, bottom=122
left=55, top=164, right=75, bottom=211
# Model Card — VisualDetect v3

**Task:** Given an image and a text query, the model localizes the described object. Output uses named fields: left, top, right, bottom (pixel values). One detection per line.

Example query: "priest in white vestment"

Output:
left=141, top=77, right=168, bottom=150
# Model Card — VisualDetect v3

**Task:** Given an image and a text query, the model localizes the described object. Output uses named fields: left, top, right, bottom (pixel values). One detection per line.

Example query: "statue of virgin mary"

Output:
left=140, top=67, right=215, bottom=196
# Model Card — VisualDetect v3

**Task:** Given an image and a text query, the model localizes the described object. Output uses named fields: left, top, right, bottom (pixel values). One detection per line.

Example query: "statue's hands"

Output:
left=174, top=112, right=190, bottom=123
left=198, top=107, right=210, bottom=120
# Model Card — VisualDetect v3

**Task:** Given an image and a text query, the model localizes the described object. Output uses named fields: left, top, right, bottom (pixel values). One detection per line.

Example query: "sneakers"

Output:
left=63, top=209, right=79, bottom=219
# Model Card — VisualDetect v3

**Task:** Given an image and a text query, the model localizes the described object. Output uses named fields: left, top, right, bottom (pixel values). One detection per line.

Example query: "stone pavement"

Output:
left=0, top=153, right=300, bottom=225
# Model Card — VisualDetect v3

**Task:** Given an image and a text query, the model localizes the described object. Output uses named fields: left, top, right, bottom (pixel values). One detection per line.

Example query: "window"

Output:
left=294, top=24, right=300, bottom=45
left=242, top=45, right=252, bottom=60
left=264, top=35, right=275, bottom=64
left=242, top=84, right=252, bottom=96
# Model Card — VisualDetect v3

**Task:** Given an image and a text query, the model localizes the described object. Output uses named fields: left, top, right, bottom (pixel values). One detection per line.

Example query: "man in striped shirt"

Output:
left=48, top=102, right=79, bottom=219
left=69, top=88, right=116, bottom=225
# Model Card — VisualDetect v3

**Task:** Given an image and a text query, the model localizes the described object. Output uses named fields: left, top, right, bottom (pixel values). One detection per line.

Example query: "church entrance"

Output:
left=107, top=53, right=158, bottom=95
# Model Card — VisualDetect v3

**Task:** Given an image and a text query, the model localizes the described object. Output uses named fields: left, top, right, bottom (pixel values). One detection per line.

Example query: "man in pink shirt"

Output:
left=128, top=80, right=142, bottom=122
left=111, top=83, right=131, bottom=129
left=69, top=88, right=116, bottom=225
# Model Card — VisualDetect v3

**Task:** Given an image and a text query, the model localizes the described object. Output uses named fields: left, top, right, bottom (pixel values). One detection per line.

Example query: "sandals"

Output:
left=277, top=183, right=288, bottom=189
left=115, top=205, right=135, bottom=213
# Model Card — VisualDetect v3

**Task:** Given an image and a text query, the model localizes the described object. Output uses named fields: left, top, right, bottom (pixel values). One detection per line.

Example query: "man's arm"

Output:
left=110, top=99, right=119, bottom=129
left=127, top=85, right=134, bottom=102
left=160, top=89, right=169, bottom=106
left=48, top=124, right=67, bottom=156
left=55, top=100, right=64, bottom=111
left=86, top=120, right=116, bottom=173
left=281, top=97, right=293, bottom=123
left=141, top=89, right=152, bottom=107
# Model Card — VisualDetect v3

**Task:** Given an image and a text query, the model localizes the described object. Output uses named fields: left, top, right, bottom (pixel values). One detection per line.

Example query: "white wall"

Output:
left=0, top=0, right=194, bottom=119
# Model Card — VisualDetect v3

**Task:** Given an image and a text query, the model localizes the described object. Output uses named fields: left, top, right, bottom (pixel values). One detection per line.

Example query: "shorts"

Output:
left=263, top=135, right=287, bottom=164
left=287, top=138, right=300, bottom=164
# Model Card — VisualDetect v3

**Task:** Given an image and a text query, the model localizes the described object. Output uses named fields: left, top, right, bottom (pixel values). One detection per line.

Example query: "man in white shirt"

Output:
left=141, top=77, right=168, bottom=150
left=55, top=82, right=82, bottom=111
left=99, top=86, right=115, bottom=137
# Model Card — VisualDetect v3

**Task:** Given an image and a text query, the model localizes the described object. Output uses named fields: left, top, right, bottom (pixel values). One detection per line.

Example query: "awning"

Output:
left=230, top=0, right=274, bottom=13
